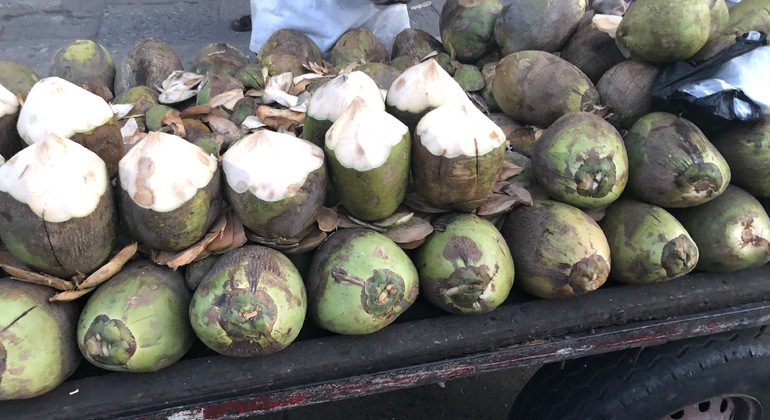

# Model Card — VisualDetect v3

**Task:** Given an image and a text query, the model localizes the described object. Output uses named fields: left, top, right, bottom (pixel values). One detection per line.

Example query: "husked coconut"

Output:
left=16, top=77, right=124, bottom=176
left=222, top=130, right=326, bottom=239
left=0, top=83, right=23, bottom=159
left=0, top=134, right=116, bottom=278
left=118, top=131, right=222, bottom=251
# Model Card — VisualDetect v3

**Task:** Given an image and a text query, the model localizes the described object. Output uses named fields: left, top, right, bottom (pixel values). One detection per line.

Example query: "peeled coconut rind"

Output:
left=439, top=0, right=504, bottom=63
left=0, top=83, right=23, bottom=159
left=414, top=213, right=515, bottom=315
left=189, top=245, right=307, bottom=357
left=118, top=131, right=221, bottom=251
left=500, top=199, right=611, bottom=299
left=674, top=185, right=770, bottom=273
left=302, top=71, right=385, bottom=147
left=532, top=112, right=629, bottom=210
left=114, top=38, right=184, bottom=96
left=49, top=39, right=116, bottom=94
left=0, top=134, right=116, bottom=278
left=493, top=0, right=587, bottom=55
left=0, top=279, right=80, bottom=400
left=222, top=130, right=326, bottom=239
left=599, top=199, right=698, bottom=285
left=711, top=116, right=770, bottom=198
left=412, top=101, right=507, bottom=211
left=77, top=260, right=193, bottom=372
left=325, top=99, right=411, bottom=221
left=307, top=228, right=419, bottom=335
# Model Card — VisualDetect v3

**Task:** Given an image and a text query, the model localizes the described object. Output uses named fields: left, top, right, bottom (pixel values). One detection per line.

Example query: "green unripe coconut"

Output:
left=616, top=0, right=712, bottom=63
left=258, top=29, right=323, bottom=76
left=599, top=199, right=698, bottom=284
left=414, top=213, right=514, bottom=314
left=329, top=28, right=389, bottom=68
left=453, top=64, right=485, bottom=92
left=307, top=228, right=419, bottom=335
left=0, top=280, right=80, bottom=400
left=325, top=98, right=411, bottom=221
left=711, top=116, right=770, bottom=197
left=501, top=199, right=611, bottom=299
left=190, top=43, right=250, bottom=77
left=0, top=83, right=24, bottom=160
left=189, top=245, right=307, bottom=356
left=494, top=0, right=587, bottom=55
left=230, top=96, right=260, bottom=127
left=478, top=61, right=500, bottom=112
left=706, top=0, right=730, bottom=37
left=0, top=134, right=116, bottom=278
left=413, top=101, right=507, bottom=211
left=673, top=185, right=770, bottom=273
left=145, top=104, right=178, bottom=132
left=695, top=0, right=770, bottom=61
left=624, top=112, right=730, bottom=208
left=236, top=63, right=266, bottom=90
left=492, top=50, right=600, bottom=128
left=118, top=131, right=222, bottom=251
left=439, top=0, right=504, bottom=62
left=112, top=85, right=159, bottom=117
left=115, top=38, right=184, bottom=96
left=49, top=39, right=115, bottom=95
left=596, top=60, right=660, bottom=129
left=532, top=112, right=628, bottom=210
left=222, top=130, right=326, bottom=239
left=391, top=28, right=447, bottom=61
left=77, top=260, right=193, bottom=372
left=0, top=60, right=39, bottom=100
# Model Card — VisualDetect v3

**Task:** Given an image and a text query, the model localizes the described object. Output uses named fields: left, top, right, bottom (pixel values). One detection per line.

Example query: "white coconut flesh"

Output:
left=415, top=102, right=506, bottom=159
left=307, top=71, right=385, bottom=122
left=0, top=133, right=108, bottom=223
left=325, top=98, right=409, bottom=172
left=0, top=83, right=19, bottom=118
left=16, top=77, right=115, bottom=146
left=119, top=131, right=218, bottom=212
left=386, top=59, right=469, bottom=112
left=222, top=130, right=325, bottom=202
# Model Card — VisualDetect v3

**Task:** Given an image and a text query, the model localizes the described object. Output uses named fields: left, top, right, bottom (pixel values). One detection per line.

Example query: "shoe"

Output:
left=231, top=15, right=251, bottom=32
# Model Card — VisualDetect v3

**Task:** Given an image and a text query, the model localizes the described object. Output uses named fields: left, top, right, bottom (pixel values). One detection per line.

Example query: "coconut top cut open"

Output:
left=222, top=130, right=325, bottom=202
left=307, top=71, right=385, bottom=122
left=119, top=131, right=218, bottom=212
left=16, top=77, right=115, bottom=145
left=0, top=83, right=19, bottom=117
left=0, top=133, right=108, bottom=222
left=386, top=59, right=468, bottom=113
left=326, top=98, right=409, bottom=172
left=415, top=101, right=506, bottom=159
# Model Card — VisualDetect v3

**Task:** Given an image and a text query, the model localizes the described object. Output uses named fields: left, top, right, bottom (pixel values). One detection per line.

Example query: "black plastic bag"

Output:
left=651, top=31, right=768, bottom=134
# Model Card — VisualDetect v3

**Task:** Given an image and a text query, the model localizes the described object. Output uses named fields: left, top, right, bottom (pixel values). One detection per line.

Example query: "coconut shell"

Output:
left=329, top=28, right=389, bottom=68
left=711, top=116, right=770, bottom=197
left=493, top=0, right=587, bottom=55
left=439, top=0, right=504, bottom=62
left=190, top=43, right=250, bottom=77
left=0, top=60, right=40, bottom=99
left=114, top=39, right=184, bottom=96
left=596, top=60, right=659, bottom=129
left=491, top=50, right=600, bottom=128
left=390, top=28, right=446, bottom=61
left=49, top=39, right=116, bottom=95
left=257, top=29, right=323, bottom=76
left=560, top=13, right=627, bottom=84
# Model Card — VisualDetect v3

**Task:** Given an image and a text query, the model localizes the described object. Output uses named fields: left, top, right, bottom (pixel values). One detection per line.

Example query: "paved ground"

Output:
left=0, top=1, right=538, bottom=419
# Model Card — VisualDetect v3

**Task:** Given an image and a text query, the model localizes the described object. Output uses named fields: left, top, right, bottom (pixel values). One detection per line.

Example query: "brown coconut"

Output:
left=190, top=43, right=250, bottom=77
left=114, top=38, right=184, bottom=96
left=494, top=0, right=588, bottom=55
left=329, top=28, right=389, bottom=68
left=597, top=60, right=660, bottom=129
left=560, top=13, right=627, bottom=84
left=390, top=28, right=447, bottom=61
left=257, top=29, right=324, bottom=76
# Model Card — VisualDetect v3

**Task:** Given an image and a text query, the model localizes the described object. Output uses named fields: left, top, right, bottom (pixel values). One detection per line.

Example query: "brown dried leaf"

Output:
left=373, top=211, right=414, bottom=228
left=502, top=183, right=534, bottom=206
left=403, top=193, right=450, bottom=214
left=50, top=288, right=95, bottom=302
left=383, top=217, right=433, bottom=244
left=202, top=115, right=240, bottom=140
left=475, top=193, right=521, bottom=216
left=283, top=228, right=328, bottom=254
left=498, top=160, right=524, bottom=181
left=305, top=61, right=333, bottom=75
left=208, top=89, right=244, bottom=110
left=316, top=207, right=339, bottom=232
left=180, top=104, right=212, bottom=119
left=347, top=214, right=388, bottom=232
left=78, top=243, right=138, bottom=289
left=397, top=238, right=427, bottom=250
left=0, top=265, right=74, bottom=291
left=162, top=111, right=186, bottom=138
left=255, top=105, right=305, bottom=131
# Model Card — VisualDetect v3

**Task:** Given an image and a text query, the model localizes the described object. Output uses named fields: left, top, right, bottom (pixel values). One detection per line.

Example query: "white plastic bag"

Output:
left=714, top=46, right=770, bottom=114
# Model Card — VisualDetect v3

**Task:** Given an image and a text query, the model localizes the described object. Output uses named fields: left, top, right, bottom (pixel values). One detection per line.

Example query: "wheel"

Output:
left=509, top=327, right=770, bottom=420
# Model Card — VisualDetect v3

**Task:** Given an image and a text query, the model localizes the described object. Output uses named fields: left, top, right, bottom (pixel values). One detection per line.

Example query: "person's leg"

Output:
left=231, top=14, right=251, bottom=32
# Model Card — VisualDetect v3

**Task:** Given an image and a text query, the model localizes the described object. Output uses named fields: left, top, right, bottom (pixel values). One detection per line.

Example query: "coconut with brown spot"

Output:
left=77, top=259, right=193, bottom=372
left=49, top=39, right=116, bottom=97
left=16, top=77, right=125, bottom=176
left=307, top=228, right=419, bottom=335
left=189, top=245, right=307, bottom=356
left=222, top=130, right=325, bottom=240
left=114, top=38, right=184, bottom=96
left=0, top=134, right=116, bottom=278
left=325, top=98, right=410, bottom=222
left=0, top=279, right=80, bottom=400
left=414, top=213, right=515, bottom=314
left=412, top=101, right=507, bottom=211
left=500, top=199, right=611, bottom=299
left=0, top=83, right=24, bottom=160
left=117, top=131, right=221, bottom=251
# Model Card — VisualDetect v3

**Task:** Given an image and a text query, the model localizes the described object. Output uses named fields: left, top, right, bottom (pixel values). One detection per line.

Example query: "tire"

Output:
left=509, top=327, right=770, bottom=420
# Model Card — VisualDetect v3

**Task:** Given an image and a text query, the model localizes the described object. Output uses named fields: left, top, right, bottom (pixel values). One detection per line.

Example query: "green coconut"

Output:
left=257, top=29, right=323, bottom=76
left=695, top=0, right=770, bottom=63
left=16, top=77, right=125, bottom=176
left=706, top=0, right=730, bottom=37
left=560, top=13, right=627, bottom=84
left=494, top=0, right=587, bottom=55
left=352, top=62, right=403, bottom=91
left=616, top=0, right=712, bottom=63
left=185, top=254, right=220, bottom=290
left=49, top=39, right=116, bottom=96
left=236, top=63, right=266, bottom=90
left=118, top=131, right=222, bottom=251
left=0, top=60, right=40, bottom=100
left=307, top=228, right=419, bottom=335
left=492, top=50, right=600, bottom=128
left=390, top=28, right=447, bottom=61
left=453, top=64, right=485, bottom=92
left=500, top=199, right=611, bottom=299
left=478, top=61, right=500, bottom=112
left=0, top=83, right=24, bottom=159
left=412, top=101, right=507, bottom=211
left=196, top=71, right=244, bottom=106
left=77, top=260, right=193, bottom=372
left=0, top=279, right=80, bottom=400
left=532, top=112, right=628, bottom=210
left=189, top=245, right=307, bottom=356
left=114, top=38, right=184, bottom=96
left=599, top=198, right=698, bottom=284
left=301, top=71, right=385, bottom=147
left=190, top=43, right=250, bottom=77
left=329, top=28, right=389, bottom=68
left=433, top=52, right=457, bottom=76
left=711, top=116, right=770, bottom=197
left=414, top=213, right=515, bottom=314
left=674, top=185, right=770, bottom=272
left=439, top=0, right=504, bottom=62
left=596, top=60, right=660, bottom=129
left=222, top=130, right=326, bottom=240
left=325, top=98, right=411, bottom=221
left=0, top=134, right=116, bottom=278
left=230, top=96, right=260, bottom=127
left=624, top=112, right=731, bottom=208
left=112, top=85, right=159, bottom=116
